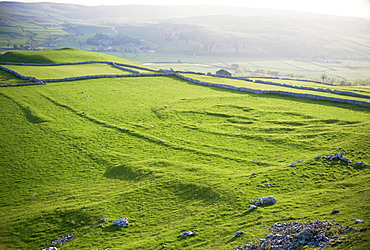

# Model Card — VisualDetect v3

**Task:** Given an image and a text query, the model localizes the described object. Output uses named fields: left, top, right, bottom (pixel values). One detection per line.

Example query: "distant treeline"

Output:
left=340, top=78, right=370, bottom=86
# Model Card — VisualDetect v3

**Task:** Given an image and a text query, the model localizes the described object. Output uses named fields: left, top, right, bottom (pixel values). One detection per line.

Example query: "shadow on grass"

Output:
left=170, top=183, right=220, bottom=203
left=0, top=92, right=47, bottom=123
left=101, top=224, right=123, bottom=233
left=226, top=235, right=243, bottom=244
left=104, top=163, right=150, bottom=181
left=0, top=52, right=55, bottom=63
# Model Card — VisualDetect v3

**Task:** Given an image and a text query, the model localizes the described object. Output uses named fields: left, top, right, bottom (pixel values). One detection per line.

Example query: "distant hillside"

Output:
left=0, top=2, right=369, bottom=59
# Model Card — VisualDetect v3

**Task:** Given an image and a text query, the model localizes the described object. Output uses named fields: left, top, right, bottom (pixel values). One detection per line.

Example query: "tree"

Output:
left=231, top=63, right=239, bottom=69
left=321, top=74, right=327, bottom=83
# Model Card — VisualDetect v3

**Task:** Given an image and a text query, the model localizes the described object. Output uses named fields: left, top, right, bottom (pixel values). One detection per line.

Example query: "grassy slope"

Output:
left=0, top=48, right=153, bottom=67
left=0, top=50, right=369, bottom=250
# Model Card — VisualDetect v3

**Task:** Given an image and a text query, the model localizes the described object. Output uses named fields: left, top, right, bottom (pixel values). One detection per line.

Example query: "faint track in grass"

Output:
left=40, top=94, right=254, bottom=163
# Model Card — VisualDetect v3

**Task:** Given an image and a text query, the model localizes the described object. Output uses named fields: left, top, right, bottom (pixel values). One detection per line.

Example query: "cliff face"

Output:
left=154, top=13, right=369, bottom=58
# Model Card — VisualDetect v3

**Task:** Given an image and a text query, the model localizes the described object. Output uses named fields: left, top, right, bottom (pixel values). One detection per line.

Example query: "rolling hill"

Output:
left=0, top=49, right=369, bottom=249
left=0, top=2, right=369, bottom=59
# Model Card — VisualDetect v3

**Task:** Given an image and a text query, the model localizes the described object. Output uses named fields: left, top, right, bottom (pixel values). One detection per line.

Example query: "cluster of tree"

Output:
left=87, top=33, right=141, bottom=47
left=338, top=78, right=370, bottom=86
left=255, top=69, right=280, bottom=76
left=317, top=75, right=370, bottom=86
left=12, top=44, right=34, bottom=50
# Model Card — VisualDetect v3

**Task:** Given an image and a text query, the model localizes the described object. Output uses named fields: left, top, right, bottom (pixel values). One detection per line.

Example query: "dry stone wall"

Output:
left=1, top=62, right=369, bottom=107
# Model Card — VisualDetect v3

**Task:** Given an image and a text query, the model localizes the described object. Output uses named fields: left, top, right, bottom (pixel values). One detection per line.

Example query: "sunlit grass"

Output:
left=4, top=63, right=135, bottom=79
left=0, top=49, right=369, bottom=250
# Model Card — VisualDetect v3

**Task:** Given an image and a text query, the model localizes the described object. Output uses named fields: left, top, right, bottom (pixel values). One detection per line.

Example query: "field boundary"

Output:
left=174, top=73, right=370, bottom=108
left=1, top=62, right=370, bottom=108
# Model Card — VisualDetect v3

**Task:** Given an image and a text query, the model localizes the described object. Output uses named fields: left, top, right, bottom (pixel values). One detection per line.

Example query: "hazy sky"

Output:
left=5, top=0, right=370, bottom=17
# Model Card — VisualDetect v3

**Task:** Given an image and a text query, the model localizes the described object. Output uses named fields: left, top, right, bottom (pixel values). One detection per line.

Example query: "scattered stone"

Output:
left=42, top=247, right=58, bottom=250
left=249, top=205, right=258, bottom=210
left=259, top=183, right=272, bottom=188
left=180, top=231, right=196, bottom=237
left=160, top=140, right=166, bottom=143
left=114, top=218, right=129, bottom=227
left=355, top=161, right=364, bottom=166
left=289, top=160, right=303, bottom=166
left=342, top=157, right=352, bottom=163
left=234, top=220, right=359, bottom=250
left=331, top=209, right=340, bottom=214
left=355, top=219, right=364, bottom=224
left=315, top=156, right=323, bottom=159
left=235, top=231, right=244, bottom=236
left=48, top=234, right=74, bottom=246
left=120, top=128, right=125, bottom=130
left=252, top=196, right=277, bottom=205
left=323, top=152, right=352, bottom=163
left=100, top=218, right=108, bottom=222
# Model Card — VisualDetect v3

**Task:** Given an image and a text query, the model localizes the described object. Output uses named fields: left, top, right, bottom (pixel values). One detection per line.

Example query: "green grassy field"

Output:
left=0, top=49, right=369, bottom=250
left=3, top=64, right=135, bottom=79
left=180, top=74, right=370, bottom=103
